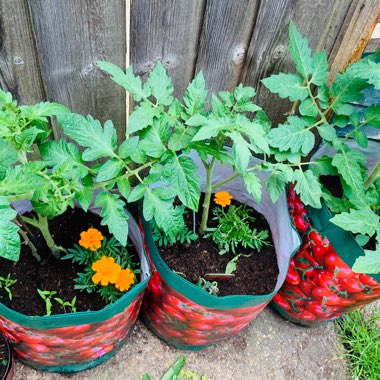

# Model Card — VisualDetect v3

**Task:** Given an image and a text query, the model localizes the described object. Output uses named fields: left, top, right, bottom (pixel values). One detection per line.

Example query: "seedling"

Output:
left=0, top=274, right=16, bottom=301
left=37, top=289, right=57, bottom=316
left=54, top=296, right=77, bottom=313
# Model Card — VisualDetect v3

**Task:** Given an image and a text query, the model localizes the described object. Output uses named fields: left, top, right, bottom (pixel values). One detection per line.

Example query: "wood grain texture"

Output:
left=28, top=0, right=126, bottom=140
left=0, top=0, right=45, bottom=104
left=241, top=0, right=353, bottom=126
left=130, top=0, right=205, bottom=98
left=329, top=0, right=380, bottom=77
left=365, top=38, right=380, bottom=53
left=194, top=0, right=260, bottom=95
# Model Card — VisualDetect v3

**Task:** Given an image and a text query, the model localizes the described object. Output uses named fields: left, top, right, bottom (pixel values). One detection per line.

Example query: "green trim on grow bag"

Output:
left=306, top=202, right=380, bottom=283
left=142, top=216, right=275, bottom=309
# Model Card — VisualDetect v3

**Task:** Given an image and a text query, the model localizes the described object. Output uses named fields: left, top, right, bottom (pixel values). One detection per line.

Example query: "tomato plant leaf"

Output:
left=243, top=172, right=262, bottom=203
left=261, top=73, right=308, bottom=101
left=183, top=71, right=207, bottom=115
left=352, top=248, right=380, bottom=274
left=293, top=169, right=322, bottom=208
left=144, top=63, right=174, bottom=106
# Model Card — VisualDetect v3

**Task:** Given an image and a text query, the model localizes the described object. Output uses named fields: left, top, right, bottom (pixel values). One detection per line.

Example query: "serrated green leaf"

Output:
left=139, top=125, right=167, bottom=158
left=185, top=113, right=208, bottom=127
left=352, top=248, right=380, bottom=274
left=299, top=99, right=318, bottom=117
left=189, top=142, right=234, bottom=165
left=58, top=113, right=117, bottom=161
left=289, top=21, right=313, bottom=78
left=143, top=189, right=185, bottom=237
left=75, top=186, right=93, bottom=212
left=243, top=172, right=262, bottom=203
left=266, top=172, right=287, bottom=203
left=145, top=63, right=174, bottom=106
left=234, top=84, right=256, bottom=101
left=117, top=178, right=131, bottom=199
left=14, top=127, right=40, bottom=151
left=191, top=116, right=228, bottom=141
left=331, top=150, right=365, bottom=193
left=94, top=191, right=129, bottom=246
left=40, top=140, right=88, bottom=178
left=0, top=220, right=20, bottom=261
left=127, top=183, right=146, bottom=203
left=268, top=116, right=314, bottom=154
left=317, top=85, right=330, bottom=103
left=168, top=126, right=196, bottom=151
left=183, top=71, right=207, bottom=115
left=96, top=160, right=123, bottom=182
left=364, top=105, right=380, bottom=128
left=127, top=102, right=161, bottom=135
left=311, top=155, right=338, bottom=177
left=166, top=155, right=200, bottom=211
left=347, top=59, right=380, bottom=90
left=310, top=51, right=328, bottom=86
left=317, top=124, right=337, bottom=142
left=330, top=209, right=379, bottom=237
left=225, top=255, right=239, bottom=275
left=0, top=197, right=16, bottom=221
left=0, top=140, right=17, bottom=172
left=332, top=103, right=354, bottom=116
left=0, top=167, right=45, bottom=196
left=261, top=73, right=308, bottom=101
left=235, top=117, right=270, bottom=155
left=22, top=102, right=69, bottom=118
left=331, top=72, right=367, bottom=106
left=226, top=131, right=251, bottom=173
left=118, top=136, right=147, bottom=164
left=355, top=234, right=370, bottom=247
left=353, top=129, right=368, bottom=147
left=97, top=61, right=147, bottom=101
left=293, top=169, right=322, bottom=208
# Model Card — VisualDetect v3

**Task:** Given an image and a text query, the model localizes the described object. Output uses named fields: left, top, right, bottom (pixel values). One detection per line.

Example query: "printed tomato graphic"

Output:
left=272, top=187, right=380, bottom=326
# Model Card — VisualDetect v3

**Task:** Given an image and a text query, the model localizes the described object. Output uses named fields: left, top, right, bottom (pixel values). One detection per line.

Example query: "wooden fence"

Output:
left=1, top=0, right=379, bottom=141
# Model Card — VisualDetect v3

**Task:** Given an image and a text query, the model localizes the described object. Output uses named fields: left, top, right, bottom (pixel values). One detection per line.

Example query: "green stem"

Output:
left=365, top=162, right=380, bottom=189
left=306, top=82, right=328, bottom=125
left=199, top=158, right=216, bottom=235
left=22, top=214, right=66, bottom=259
left=342, top=122, right=366, bottom=142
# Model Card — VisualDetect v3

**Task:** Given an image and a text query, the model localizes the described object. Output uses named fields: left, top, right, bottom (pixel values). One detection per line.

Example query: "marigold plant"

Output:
left=214, top=191, right=233, bottom=207
left=79, top=228, right=104, bottom=251
left=91, top=256, right=121, bottom=286
left=115, top=268, right=135, bottom=292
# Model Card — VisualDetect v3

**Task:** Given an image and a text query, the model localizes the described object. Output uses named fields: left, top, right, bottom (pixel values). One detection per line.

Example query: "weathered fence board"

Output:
left=241, top=0, right=354, bottom=126
left=28, top=0, right=126, bottom=140
left=0, top=0, right=45, bottom=104
left=194, top=0, right=259, bottom=95
left=131, top=0, right=205, bottom=98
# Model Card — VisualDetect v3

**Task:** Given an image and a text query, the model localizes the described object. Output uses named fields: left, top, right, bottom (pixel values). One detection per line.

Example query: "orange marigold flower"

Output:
left=92, top=256, right=121, bottom=286
left=214, top=191, right=233, bottom=207
left=79, top=228, right=104, bottom=251
left=115, top=268, right=135, bottom=292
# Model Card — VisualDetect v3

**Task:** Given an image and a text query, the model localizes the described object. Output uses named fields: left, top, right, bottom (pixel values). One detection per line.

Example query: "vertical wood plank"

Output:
left=0, top=0, right=44, bottom=103
left=130, top=0, right=205, bottom=98
left=242, top=0, right=354, bottom=126
left=328, top=0, right=380, bottom=77
left=194, top=0, right=260, bottom=95
left=28, top=0, right=126, bottom=140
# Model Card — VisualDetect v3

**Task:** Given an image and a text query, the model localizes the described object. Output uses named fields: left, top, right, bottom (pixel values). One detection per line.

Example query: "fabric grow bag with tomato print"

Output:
left=0, top=204, right=151, bottom=373
left=272, top=140, right=380, bottom=326
left=140, top=153, right=301, bottom=350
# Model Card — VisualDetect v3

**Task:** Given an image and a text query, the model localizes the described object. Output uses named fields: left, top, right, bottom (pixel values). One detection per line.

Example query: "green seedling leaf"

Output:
left=161, top=356, right=186, bottom=380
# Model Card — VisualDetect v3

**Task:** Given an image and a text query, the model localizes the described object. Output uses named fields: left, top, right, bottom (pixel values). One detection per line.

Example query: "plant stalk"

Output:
left=199, top=158, right=216, bottom=235
left=365, top=162, right=380, bottom=189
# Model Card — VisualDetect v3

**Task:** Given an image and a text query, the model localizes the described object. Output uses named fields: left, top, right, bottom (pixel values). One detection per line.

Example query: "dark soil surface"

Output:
left=160, top=198, right=279, bottom=297
left=0, top=208, right=135, bottom=316
left=0, top=334, right=9, bottom=379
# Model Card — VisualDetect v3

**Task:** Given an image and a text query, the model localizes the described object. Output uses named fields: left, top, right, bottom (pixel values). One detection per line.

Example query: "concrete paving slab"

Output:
left=12, top=306, right=348, bottom=380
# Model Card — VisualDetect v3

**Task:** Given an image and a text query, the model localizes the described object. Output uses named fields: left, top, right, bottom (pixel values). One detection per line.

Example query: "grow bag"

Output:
left=272, top=140, right=380, bottom=325
left=140, top=154, right=301, bottom=350
left=0, top=204, right=151, bottom=373
left=0, top=333, right=12, bottom=380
